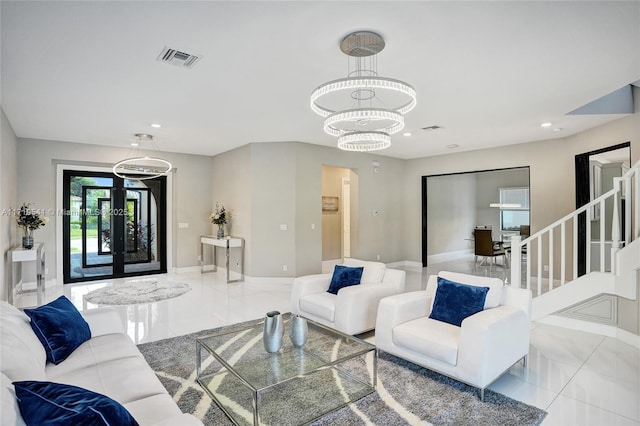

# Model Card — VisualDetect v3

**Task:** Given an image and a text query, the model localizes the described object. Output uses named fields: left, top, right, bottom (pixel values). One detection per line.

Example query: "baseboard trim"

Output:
left=426, top=249, right=473, bottom=265
left=537, top=315, right=640, bottom=349
left=173, top=265, right=293, bottom=285
left=386, top=260, right=423, bottom=270
left=173, top=266, right=202, bottom=274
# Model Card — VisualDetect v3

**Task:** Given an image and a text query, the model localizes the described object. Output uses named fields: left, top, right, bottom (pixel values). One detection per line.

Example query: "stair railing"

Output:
left=511, top=160, right=639, bottom=296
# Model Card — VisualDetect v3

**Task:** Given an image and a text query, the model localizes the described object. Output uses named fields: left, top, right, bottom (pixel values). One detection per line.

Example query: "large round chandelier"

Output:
left=113, top=133, right=172, bottom=180
left=311, top=31, right=416, bottom=152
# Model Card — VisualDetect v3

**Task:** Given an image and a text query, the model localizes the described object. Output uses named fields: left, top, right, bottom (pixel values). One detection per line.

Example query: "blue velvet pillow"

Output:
left=24, top=295, right=91, bottom=364
left=327, top=265, right=364, bottom=295
left=13, top=381, right=138, bottom=426
left=429, top=277, right=490, bottom=327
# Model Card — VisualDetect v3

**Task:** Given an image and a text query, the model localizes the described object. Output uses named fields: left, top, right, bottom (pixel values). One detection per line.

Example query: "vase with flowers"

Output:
left=16, top=203, right=48, bottom=249
left=210, top=202, right=227, bottom=239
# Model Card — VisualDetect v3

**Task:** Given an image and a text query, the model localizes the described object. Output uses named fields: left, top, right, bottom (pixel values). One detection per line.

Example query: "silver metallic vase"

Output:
left=263, top=311, right=284, bottom=353
left=289, top=315, right=308, bottom=347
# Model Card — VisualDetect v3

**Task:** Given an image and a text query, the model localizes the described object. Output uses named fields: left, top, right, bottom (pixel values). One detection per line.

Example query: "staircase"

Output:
left=510, top=160, right=640, bottom=321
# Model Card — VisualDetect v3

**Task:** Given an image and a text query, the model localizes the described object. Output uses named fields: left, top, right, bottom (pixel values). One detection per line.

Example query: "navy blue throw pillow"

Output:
left=24, top=295, right=91, bottom=364
left=429, top=277, right=489, bottom=327
left=327, top=265, right=364, bottom=295
left=13, top=381, right=139, bottom=426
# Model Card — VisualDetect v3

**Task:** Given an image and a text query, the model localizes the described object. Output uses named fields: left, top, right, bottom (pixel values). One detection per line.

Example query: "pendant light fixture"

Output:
left=113, top=133, right=172, bottom=180
left=311, top=31, right=417, bottom=152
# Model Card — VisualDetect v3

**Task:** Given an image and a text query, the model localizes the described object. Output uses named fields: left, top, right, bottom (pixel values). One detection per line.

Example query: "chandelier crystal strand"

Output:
left=311, top=31, right=416, bottom=151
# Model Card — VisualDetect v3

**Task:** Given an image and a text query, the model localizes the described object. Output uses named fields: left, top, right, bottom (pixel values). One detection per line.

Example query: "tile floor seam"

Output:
left=553, top=335, right=607, bottom=407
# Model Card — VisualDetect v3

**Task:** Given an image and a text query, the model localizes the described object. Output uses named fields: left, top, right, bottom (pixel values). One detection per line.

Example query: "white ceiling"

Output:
left=2, top=1, right=639, bottom=160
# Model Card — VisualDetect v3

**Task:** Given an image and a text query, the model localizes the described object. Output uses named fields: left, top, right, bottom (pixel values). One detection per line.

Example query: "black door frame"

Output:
left=574, top=141, right=631, bottom=276
left=62, top=170, right=167, bottom=283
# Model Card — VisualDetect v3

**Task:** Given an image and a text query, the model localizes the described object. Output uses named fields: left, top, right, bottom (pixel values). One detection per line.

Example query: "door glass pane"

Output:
left=124, top=179, right=161, bottom=274
left=69, top=176, right=113, bottom=280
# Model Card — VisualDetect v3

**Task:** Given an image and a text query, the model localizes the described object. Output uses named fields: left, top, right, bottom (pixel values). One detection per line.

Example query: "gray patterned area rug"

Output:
left=137, top=320, right=546, bottom=426
left=83, top=278, right=190, bottom=305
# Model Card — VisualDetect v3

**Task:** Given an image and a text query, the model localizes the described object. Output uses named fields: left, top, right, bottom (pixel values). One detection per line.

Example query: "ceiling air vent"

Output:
left=422, top=125, right=442, bottom=131
left=157, top=47, right=201, bottom=68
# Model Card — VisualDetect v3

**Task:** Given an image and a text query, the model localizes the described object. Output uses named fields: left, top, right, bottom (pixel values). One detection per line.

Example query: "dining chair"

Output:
left=474, top=228, right=509, bottom=268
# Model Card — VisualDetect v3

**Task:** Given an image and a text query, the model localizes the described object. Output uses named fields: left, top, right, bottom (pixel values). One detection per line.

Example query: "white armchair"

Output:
left=291, top=259, right=406, bottom=335
left=375, top=271, right=531, bottom=400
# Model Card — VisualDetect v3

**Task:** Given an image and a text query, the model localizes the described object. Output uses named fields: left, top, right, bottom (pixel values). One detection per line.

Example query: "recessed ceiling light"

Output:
left=447, top=144, right=459, bottom=149
left=540, top=122, right=552, bottom=127
left=403, top=132, right=412, bottom=137
left=150, top=123, right=161, bottom=128
left=552, top=128, right=563, bottom=132
left=131, top=142, right=139, bottom=147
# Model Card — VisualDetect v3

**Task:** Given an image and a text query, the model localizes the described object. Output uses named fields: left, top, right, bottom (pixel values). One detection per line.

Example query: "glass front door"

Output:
left=63, top=171, right=167, bottom=283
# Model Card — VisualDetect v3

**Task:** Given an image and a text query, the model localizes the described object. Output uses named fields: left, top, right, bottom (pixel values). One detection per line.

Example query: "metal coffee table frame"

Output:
left=196, top=316, right=377, bottom=425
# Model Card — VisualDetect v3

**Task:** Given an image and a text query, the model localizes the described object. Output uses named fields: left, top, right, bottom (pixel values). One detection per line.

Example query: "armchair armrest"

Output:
left=375, top=291, right=430, bottom=350
left=333, top=280, right=405, bottom=334
left=290, top=274, right=331, bottom=315
left=458, top=305, right=530, bottom=387
left=81, top=307, right=127, bottom=337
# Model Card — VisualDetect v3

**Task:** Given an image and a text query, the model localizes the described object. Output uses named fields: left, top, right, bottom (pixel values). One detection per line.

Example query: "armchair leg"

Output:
left=479, top=387, right=485, bottom=401
left=522, top=354, right=528, bottom=367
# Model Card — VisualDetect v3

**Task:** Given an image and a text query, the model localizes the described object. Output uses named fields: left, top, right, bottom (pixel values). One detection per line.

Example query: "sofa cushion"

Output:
left=437, top=271, right=503, bottom=309
left=429, top=278, right=489, bottom=327
left=2, top=373, right=26, bottom=426
left=13, top=380, right=138, bottom=426
left=299, top=293, right=336, bottom=322
left=45, top=334, right=144, bottom=380
left=342, top=258, right=386, bottom=283
left=327, top=265, right=363, bottom=295
left=123, top=393, right=187, bottom=425
left=24, top=296, right=91, bottom=365
left=48, top=356, right=170, bottom=405
left=0, top=302, right=47, bottom=381
left=393, top=317, right=460, bottom=366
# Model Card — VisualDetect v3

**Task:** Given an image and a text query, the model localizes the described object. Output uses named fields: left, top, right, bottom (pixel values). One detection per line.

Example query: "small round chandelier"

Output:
left=113, top=133, right=172, bottom=180
left=311, top=31, right=417, bottom=152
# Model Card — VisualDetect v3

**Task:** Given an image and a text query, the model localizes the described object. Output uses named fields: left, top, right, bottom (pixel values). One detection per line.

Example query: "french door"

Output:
left=62, top=170, right=167, bottom=283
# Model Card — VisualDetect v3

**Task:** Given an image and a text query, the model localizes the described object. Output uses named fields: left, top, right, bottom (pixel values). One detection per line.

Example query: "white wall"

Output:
left=0, top=107, right=18, bottom=301
left=211, top=142, right=406, bottom=277
left=16, top=138, right=213, bottom=282
left=426, top=173, right=477, bottom=257
left=404, top=112, right=640, bottom=265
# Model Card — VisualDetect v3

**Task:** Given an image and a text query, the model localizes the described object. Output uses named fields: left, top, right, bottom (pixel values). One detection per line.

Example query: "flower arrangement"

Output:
left=210, top=202, right=227, bottom=225
left=210, top=202, right=228, bottom=238
left=16, top=203, right=48, bottom=234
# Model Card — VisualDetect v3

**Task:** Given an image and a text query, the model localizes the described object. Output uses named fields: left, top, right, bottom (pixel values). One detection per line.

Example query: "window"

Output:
left=498, top=187, right=530, bottom=231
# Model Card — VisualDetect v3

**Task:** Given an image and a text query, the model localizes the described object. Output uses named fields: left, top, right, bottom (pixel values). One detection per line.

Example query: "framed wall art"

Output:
left=322, top=196, right=339, bottom=212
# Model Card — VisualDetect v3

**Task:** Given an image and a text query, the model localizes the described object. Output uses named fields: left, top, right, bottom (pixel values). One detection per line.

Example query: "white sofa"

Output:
left=291, top=258, right=406, bottom=335
left=375, top=271, right=532, bottom=400
left=0, top=301, right=202, bottom=425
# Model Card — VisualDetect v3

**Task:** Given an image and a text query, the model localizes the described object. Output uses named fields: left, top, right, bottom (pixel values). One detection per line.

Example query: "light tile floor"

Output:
left=17, top=259, right=640, bottom=426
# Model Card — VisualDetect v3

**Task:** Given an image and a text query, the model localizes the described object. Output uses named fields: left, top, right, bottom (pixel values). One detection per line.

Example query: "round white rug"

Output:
left=83, top=278, right=191, bottom=305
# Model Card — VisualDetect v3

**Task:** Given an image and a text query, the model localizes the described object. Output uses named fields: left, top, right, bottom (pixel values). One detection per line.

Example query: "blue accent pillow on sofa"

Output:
left=24, top=295, right=91, bottom=364
left=429, top=277, right=490, bottom=326
left=327, top=265, right=364, bottom=295
left=13, top=381, right=139, bottom=426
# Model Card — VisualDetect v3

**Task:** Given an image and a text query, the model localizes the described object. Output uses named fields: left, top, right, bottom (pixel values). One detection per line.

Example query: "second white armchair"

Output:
left=375, top=271, right=531, bottom=400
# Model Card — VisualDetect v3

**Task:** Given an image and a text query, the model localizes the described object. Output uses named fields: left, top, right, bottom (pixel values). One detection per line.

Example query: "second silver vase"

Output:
left=289, top=315, right=308, bottom=347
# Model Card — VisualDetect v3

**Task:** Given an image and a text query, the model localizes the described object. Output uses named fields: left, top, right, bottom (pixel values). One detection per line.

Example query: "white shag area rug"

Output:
left=83, top=278, right=191, bottom=305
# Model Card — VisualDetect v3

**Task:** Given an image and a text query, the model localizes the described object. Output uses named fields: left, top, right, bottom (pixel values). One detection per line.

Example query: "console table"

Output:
left=9, top=242, right=45, bottom=306
left=200, top=236, right=244, bottom=283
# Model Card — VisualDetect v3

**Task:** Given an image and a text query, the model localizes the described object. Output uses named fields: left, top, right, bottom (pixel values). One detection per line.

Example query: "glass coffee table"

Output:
left=196, top=315, right=376, bottom=425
